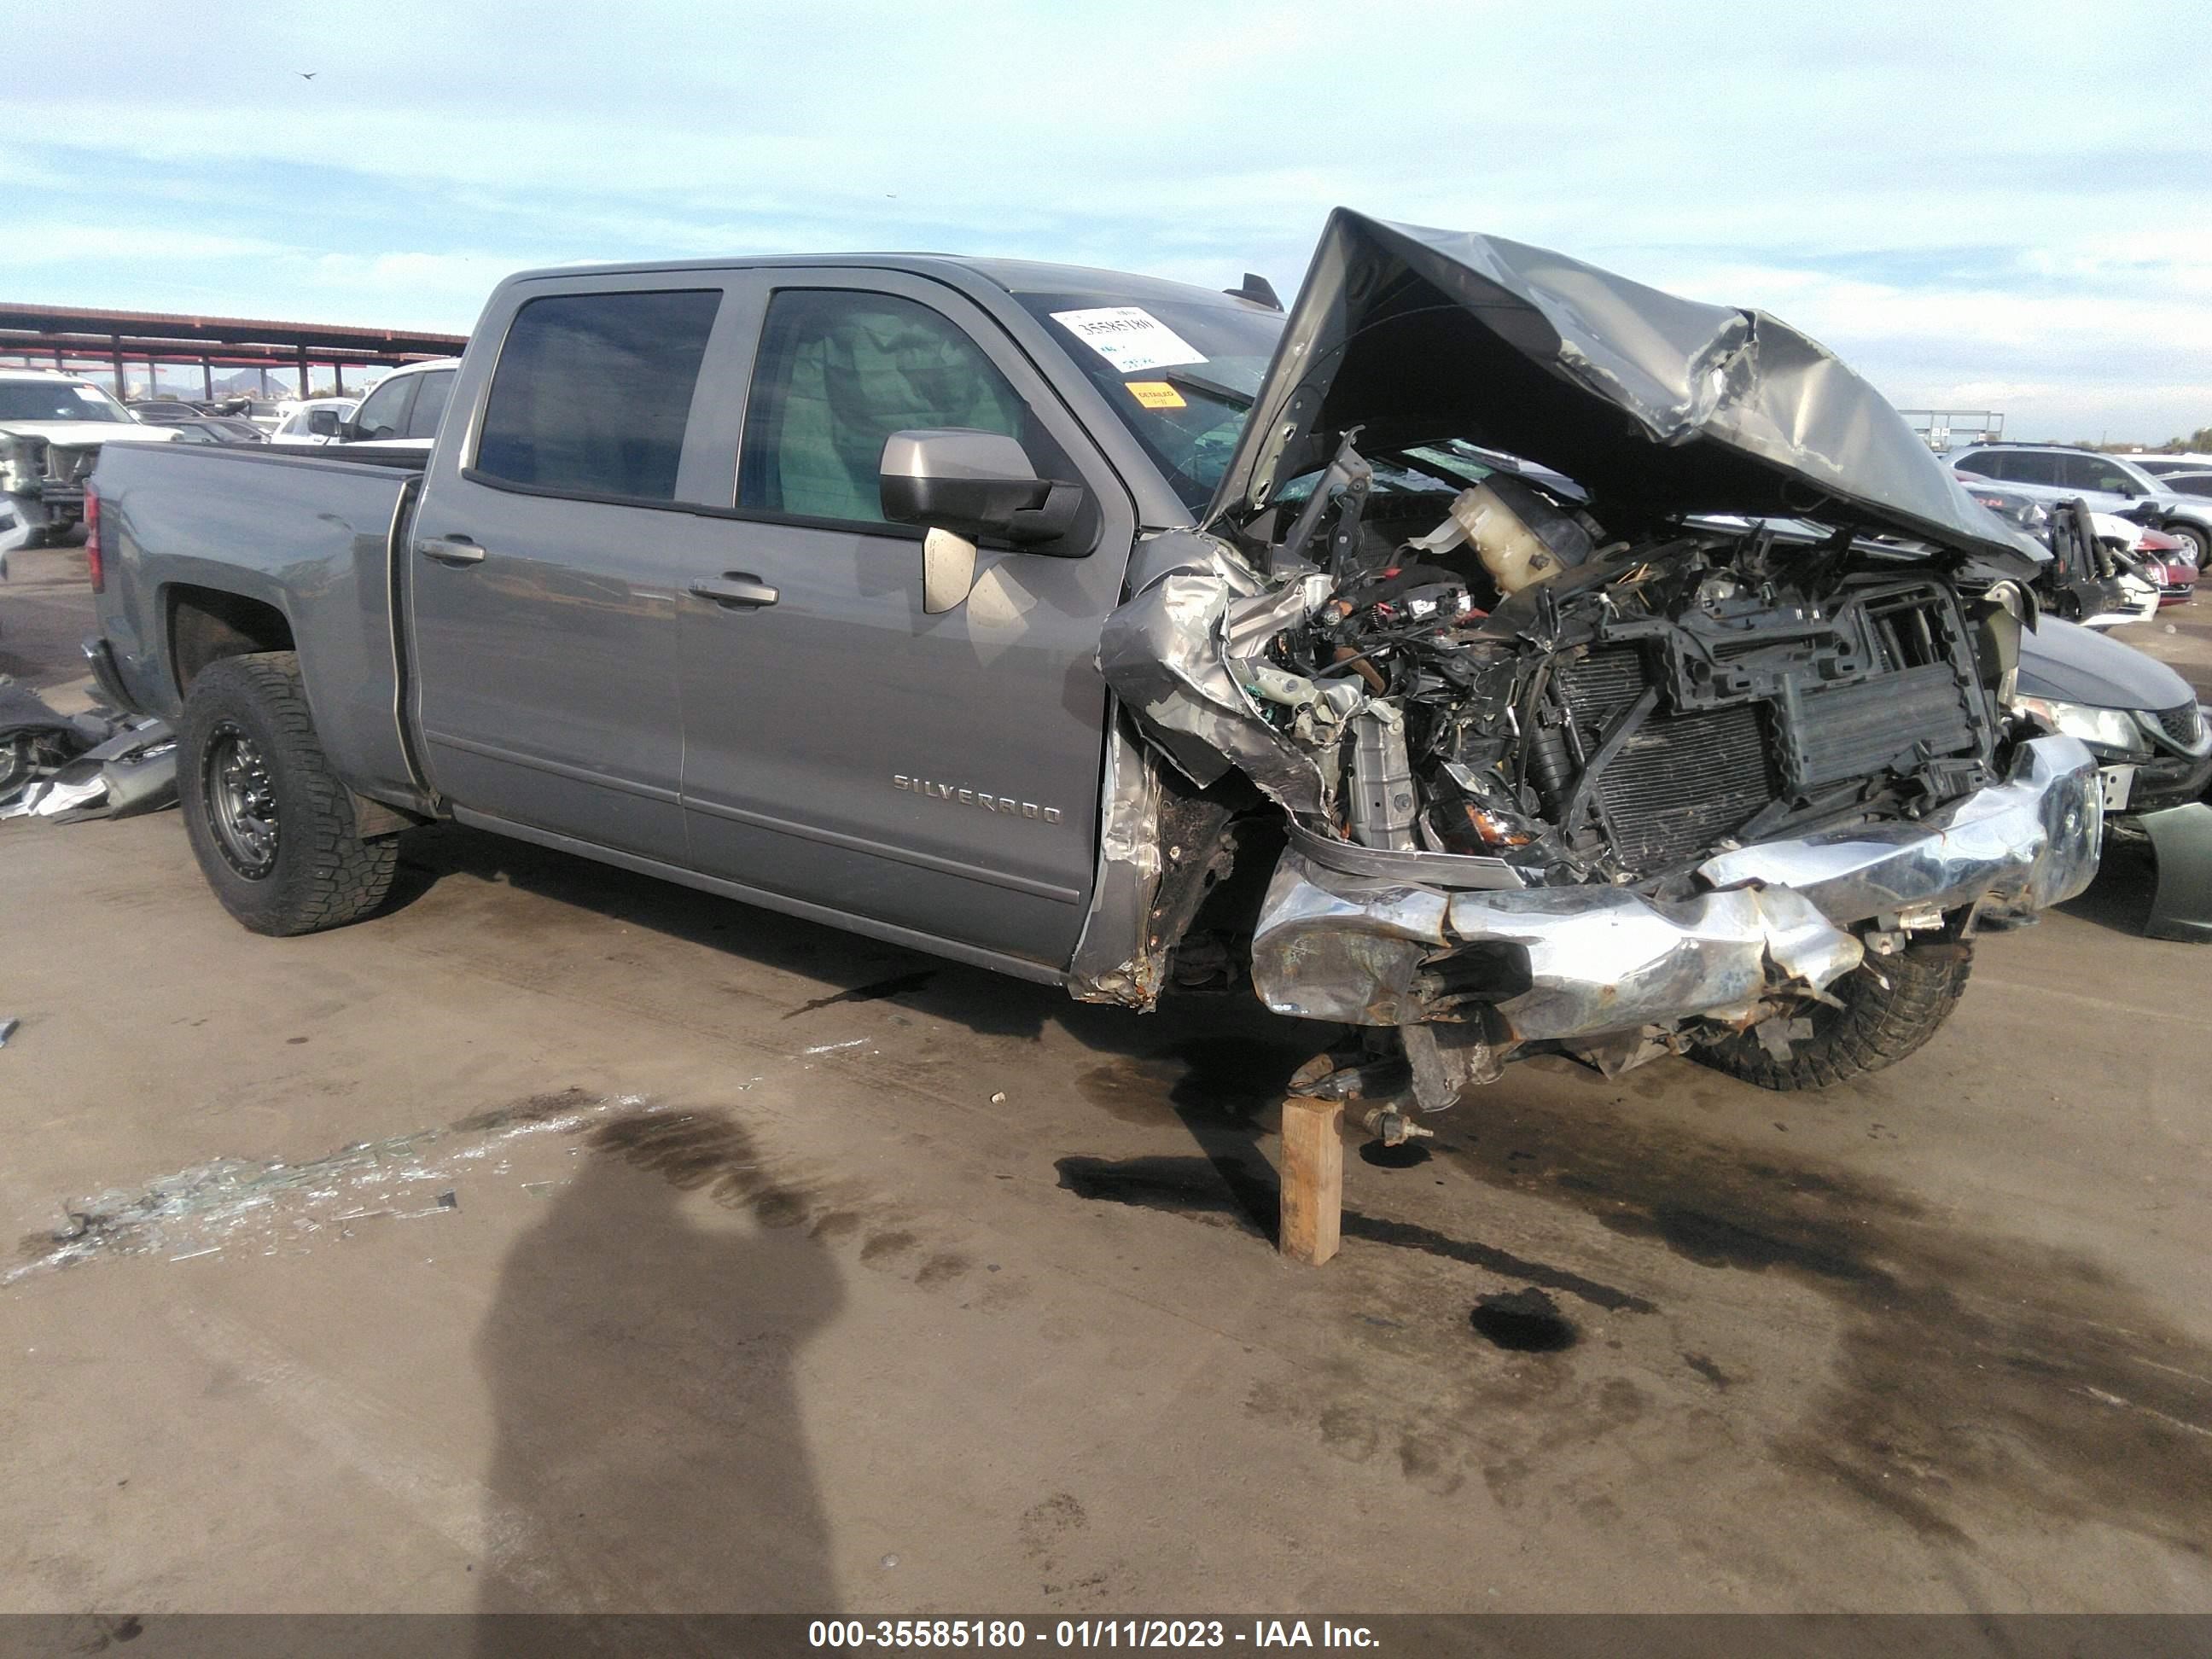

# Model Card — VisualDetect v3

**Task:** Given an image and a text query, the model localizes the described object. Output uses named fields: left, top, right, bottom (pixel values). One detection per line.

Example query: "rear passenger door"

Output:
left=672, top=271, right=1136, bottom=969
left=408, top=277, right=741, bottom=861
left=2004, top=451, right=2063, bottom=488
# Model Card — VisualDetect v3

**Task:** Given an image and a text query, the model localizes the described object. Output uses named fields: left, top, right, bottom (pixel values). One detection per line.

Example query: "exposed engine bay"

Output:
left=1236, top=457, right=1997, bottom=885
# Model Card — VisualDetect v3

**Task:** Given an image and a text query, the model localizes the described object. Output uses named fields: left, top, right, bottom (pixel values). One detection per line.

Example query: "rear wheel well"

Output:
left=168, top=586, right=295, bottom=696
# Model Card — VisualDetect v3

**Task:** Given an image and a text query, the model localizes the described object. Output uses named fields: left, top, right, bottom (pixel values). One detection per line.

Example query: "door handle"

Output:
left=416, top=534, right=486, bottom=565
left=689, top=573, right=779, bottom=608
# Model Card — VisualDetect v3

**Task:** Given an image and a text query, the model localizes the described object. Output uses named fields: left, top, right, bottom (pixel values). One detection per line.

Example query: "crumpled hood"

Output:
left=1206, top=209, right=2044, bottom=573
left=0, top=421, right=178, bottom=448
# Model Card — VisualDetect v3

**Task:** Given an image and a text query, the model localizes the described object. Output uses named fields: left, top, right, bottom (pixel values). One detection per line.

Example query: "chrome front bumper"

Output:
left=1250, top=736, right=2103, bottom=1041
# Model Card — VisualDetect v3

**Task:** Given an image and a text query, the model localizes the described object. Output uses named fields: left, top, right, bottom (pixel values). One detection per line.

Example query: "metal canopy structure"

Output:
left=0, top=301, right=468, bottom=402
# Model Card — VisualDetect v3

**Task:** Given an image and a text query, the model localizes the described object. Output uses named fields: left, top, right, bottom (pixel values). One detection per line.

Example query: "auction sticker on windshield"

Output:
left=1050, top=306, right=1207, bottom=374
left=1125, top=381, right=1187, bottom=410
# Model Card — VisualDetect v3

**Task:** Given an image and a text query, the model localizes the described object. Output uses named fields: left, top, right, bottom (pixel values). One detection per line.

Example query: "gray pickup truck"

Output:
left=87, top=210, right=2104, bottom=1110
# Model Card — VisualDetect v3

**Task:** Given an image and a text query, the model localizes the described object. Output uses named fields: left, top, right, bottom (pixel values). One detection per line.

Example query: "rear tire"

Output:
left=1695, top=940, right=1972, bottom=1091
left=179, top=651, right=398, bottom=935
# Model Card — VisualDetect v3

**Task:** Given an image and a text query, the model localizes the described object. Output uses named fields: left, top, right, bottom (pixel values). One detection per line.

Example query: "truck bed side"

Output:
left=93, top=443, right=428, bottom=810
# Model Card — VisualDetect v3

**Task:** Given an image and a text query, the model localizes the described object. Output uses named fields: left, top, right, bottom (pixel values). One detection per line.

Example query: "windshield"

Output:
left=1017, top=292, right=1284, bottom=514
left=0, top=380, right=130, bottom=424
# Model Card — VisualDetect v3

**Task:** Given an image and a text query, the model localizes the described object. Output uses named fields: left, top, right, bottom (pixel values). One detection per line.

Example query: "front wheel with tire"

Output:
left=1694, top=940, right=1973, bottom=1091
left=179, top=651, right=399, bottom=935
left=2164, top=521, right=2211, bottom=568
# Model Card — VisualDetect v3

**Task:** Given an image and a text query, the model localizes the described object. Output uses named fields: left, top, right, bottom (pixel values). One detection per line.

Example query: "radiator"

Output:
left=1557, top=647, right=1781, bottom=870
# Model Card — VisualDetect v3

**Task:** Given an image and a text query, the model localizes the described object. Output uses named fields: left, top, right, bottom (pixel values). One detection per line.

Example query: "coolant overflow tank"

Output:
left=1450, top=474, right=1593, bottom=596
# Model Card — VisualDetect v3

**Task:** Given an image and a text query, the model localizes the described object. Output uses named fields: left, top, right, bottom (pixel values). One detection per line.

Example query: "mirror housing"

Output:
left=880, top=428, right=1081, bottom=544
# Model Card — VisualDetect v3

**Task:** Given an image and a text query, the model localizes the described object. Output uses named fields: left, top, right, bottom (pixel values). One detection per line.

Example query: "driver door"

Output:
left=672, top=271, right=1137, bottom=969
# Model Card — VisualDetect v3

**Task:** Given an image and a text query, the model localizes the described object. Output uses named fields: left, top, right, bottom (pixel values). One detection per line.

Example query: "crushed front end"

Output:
left=1078, top=211, right=2103, bottom=1106
left=1097, top=496, right=2098, bottom=1104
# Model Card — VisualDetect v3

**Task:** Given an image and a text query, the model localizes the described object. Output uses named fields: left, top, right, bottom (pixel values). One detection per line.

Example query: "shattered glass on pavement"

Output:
left=7, top=1089, right=649, bottom=1284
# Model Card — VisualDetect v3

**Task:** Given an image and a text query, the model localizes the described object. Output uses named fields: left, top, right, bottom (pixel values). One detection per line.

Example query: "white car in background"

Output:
left=338, top=357, right=461, bottom=454
left=0, top=370, right=179, bottom=559
left=267, top=397, right=361, bottom=447
left=2122, top=452, right=2212, bottom=475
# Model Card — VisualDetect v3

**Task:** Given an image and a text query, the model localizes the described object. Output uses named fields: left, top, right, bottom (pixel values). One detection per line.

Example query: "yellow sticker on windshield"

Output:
left=1126, top=381, right=1186, bottom=410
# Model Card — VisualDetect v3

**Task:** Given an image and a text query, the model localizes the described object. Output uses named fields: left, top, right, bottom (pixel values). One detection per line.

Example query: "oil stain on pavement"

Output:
left=1428, top=1097, right=2212, bottom=1548
left=1057, top=1040, right=2212, bottom=1551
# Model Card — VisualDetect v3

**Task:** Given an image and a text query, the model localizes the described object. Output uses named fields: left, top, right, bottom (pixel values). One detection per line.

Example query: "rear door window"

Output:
left=403, top=370, right=455, bottom=439
left=737, top=289, right=1030, bottom=526
left=476, top=289, right=721, bottom=502
left=2005, top=451, right=2062, bottom=486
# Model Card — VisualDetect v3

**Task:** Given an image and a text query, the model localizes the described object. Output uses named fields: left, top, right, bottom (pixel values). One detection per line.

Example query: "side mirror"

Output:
left=880, top=428, right=1080, bottom=542
left=881, top=428, right=1086, bottom=614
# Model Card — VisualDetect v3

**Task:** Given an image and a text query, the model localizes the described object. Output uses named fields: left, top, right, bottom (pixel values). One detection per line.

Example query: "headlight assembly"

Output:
left=2010, top=695, right=2149, bottom=754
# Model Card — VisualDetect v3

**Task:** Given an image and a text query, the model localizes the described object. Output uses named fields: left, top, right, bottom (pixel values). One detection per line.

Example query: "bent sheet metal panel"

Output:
left=1252, top=857, right=1862, bottom=1038
left=1697, top=735, right=2104, bottom=920
left=1204, top=208, right=2046, bottom=574
left=1092, top=529, right=1334, bottom=818
left=2138, top=801, right=2212, bottom=942
left=1250, top=736, right=2102, bottom=1039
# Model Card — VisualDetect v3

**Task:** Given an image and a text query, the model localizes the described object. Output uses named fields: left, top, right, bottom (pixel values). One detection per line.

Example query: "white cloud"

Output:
left=4, top=0, right=2207, bottom=437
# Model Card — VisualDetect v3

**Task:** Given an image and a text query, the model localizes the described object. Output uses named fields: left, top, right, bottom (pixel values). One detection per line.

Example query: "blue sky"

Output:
left=7, top=0, right=2208, bottom=441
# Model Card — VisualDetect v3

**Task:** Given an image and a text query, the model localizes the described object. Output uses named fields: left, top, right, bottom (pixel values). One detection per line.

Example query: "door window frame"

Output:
left=448, top=272, right=742, bottom=514
left=698, top=268, right=1127, bottom=552
left=426, top=265, right=1136, bottom=544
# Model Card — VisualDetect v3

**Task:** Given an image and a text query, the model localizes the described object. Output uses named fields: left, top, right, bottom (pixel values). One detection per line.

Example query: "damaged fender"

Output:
left=1093, top=528, right=1340, bottom=818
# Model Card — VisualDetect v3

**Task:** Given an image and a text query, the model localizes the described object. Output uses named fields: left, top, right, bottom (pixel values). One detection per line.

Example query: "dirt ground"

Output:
left=3, top=547, right=2209, bottom=1616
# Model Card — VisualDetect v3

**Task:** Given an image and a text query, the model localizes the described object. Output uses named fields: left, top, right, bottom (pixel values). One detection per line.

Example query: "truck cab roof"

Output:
left=495, top=252, right=1274, bottom=312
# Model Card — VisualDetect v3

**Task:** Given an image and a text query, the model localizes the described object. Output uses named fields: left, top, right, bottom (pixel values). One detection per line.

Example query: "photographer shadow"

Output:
left=474, top=1109, right=844, bottom=1641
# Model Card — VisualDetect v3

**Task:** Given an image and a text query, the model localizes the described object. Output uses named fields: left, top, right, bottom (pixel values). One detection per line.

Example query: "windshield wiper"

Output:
left=1160, top=367, right=1256, bottom=409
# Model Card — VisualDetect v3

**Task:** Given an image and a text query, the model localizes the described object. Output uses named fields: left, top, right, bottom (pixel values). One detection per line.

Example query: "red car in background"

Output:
left=2137, top=526, right=2197, bottom=607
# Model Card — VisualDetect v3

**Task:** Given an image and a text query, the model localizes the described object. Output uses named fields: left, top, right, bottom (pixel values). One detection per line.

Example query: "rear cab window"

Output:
left=474, top=289, right=722, bottom=503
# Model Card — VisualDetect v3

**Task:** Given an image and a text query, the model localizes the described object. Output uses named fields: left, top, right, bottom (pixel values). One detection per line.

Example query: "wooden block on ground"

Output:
left=1279, top=1094, right=1345, bottom=1266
